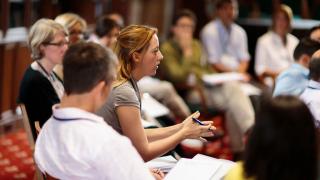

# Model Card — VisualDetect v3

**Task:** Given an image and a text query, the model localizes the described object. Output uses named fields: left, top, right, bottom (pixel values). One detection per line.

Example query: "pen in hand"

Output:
left=192, top=117, right=205, bottom=125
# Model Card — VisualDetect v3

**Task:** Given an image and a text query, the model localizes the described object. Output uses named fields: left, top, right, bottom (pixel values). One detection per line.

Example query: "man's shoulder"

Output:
left=279, top=65, right=304, bottom=78
left=201, top=20, right=218, bottom=36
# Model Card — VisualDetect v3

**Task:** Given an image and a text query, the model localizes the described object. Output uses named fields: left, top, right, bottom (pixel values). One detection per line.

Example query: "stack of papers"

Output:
left=164, top=154, right=235, bottom=180
left=192, top=154, right=236, bottom=179
left=146, top=156, right=177, bottom=173
left=202, top=73, right=246, bottom=85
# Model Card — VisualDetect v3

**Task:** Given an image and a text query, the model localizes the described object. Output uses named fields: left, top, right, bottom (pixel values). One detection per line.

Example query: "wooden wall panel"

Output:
left=12, top=43, right=31, bottom=111
left=0, top=43, right=15, bottom=113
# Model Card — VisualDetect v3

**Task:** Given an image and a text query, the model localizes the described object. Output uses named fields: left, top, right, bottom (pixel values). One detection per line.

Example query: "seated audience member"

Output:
left=273, top=38, right=320, bottom=96
left=300, top=56, right=320, bottom=127
left=88, top=16, right=190, bottom=120
left=225, top=95, right=318, bottom=180
left=97, top=25, right=215, bottom=161
left=88, top=16, right=120, bottom=48
left=106, top=12, right=125, bottom=28
left=54, top=13, right=87, bottom=79
left=201, top=0, right=250, bottom=74
left=254, top=4, right=298, bottom=87
left=18, top=19, right=68, bottom=138
left=160, top=9, right=254, bottom=157
left=34, top=42, right=161, bottom=179
left=55, top=13, right=87, bottom=44
left=308, top=25, right=320, bottom=42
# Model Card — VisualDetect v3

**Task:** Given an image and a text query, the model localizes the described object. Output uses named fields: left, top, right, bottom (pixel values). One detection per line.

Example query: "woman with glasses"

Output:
left=54, top=13, right=87, bottom=79
left=18, top=19, right=68, bottom=138
left=54, top=13, right=87, bottom=44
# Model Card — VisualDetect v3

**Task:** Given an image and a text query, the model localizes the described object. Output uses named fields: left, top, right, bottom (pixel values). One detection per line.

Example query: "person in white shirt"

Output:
left=300, top=55, right=320, bottom=128
left=255, top=4, right=298, bottom=87
left=201, top=0, right=250, bottom=74
left=34, top=42, right=161, bottom=179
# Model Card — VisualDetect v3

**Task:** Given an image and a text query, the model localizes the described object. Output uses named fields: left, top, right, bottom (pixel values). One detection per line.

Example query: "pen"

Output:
left=192, top=117, right=205, bottom=125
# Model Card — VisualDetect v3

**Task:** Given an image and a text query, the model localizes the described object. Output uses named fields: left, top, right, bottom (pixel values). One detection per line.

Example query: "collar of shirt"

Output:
left=291, top=63, right=309, bottom=77
left=307, top=80, right=320, bottom=90
left=52, top=104, right=105, bottom=124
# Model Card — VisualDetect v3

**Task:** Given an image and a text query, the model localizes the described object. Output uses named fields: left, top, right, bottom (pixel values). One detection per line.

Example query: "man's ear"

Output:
left=132, top=52, right=141, bottom=63
left=301, top=54, right=311, bottom=66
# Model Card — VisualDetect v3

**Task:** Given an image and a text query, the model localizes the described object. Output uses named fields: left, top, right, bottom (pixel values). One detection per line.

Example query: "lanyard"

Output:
left=36, top=61, right=55, bottom=80
left=129, top=77, right=142, bottom=110
left=36, top=61, right=64, bottom=99
left=217, top=21, right=231, bottom=54
left=53, top=115, right=92, bottom=122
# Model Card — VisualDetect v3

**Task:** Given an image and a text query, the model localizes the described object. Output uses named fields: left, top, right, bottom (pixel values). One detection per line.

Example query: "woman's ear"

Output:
left=132, top=52, right=141, bottom=63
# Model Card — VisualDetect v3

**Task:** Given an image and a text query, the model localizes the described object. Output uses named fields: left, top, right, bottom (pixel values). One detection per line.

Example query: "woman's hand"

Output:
left=180, top=111, right=215, bottom=141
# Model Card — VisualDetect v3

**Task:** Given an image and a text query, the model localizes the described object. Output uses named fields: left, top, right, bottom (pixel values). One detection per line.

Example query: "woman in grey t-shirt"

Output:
left=97, top=25, right=215, bottom=161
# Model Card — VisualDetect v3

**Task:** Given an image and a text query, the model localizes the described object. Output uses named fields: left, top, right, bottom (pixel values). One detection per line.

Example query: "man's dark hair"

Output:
left=172, top=9, right=197, bottom=26
left=309, top=57, right=320, bottom=80
left=215, top=0, right=233, bottom=9
left=95, top=16, right=120, bottom=38
left=244, top=95, right=317, bottom=180
left=63, top=42, right=117, bottom=95
left=293, top=37, right=320, bottom=61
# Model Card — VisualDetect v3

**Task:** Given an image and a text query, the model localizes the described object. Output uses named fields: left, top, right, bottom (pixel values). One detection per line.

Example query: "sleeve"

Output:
left=160, top=42, right=191, bottom=83
left=254, top=38, right=268, bottom=76
left=21, top=75, right=60, bottom=127
left=273, top=74, right=295, bottom=96
left=200, top=26, right=222, bottom=64
left=95, top=134, right=154, bottom=180
left=237, top=28, right=250, bottom=61
left=113, top=84, right=140, bottom=108
left=190, top=41, right=213, bottom=80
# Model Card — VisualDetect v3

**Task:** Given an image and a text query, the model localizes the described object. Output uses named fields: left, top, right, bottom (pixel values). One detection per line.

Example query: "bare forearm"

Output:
left=261, top=69, right=280, bottom=80
left=145, top=123, right=182, bottom=142
left=142, top=130, right=186, bottom=161
left=212, top=63, right=232, bottom=73
left=238, top=61, right=249, bottom=73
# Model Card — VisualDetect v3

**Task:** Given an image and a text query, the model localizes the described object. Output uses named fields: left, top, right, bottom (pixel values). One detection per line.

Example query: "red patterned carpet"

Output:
left=0, top=129, right=35, bottom=179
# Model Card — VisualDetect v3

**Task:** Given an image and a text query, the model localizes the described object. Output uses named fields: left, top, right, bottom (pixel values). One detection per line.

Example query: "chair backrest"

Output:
left=19, top=104, right=35, bottom=149
left=19, top=103, right=45, bottom=180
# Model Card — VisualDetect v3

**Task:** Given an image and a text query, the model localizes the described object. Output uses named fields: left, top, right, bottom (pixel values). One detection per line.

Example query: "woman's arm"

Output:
left=116, top=106, right=214, bottom=161
left=144, top=124, right=182, bottom=142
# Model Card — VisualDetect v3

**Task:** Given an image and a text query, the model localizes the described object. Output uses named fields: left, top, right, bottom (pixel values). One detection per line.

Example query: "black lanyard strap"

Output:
left=53, top=115, right=92, bottom=122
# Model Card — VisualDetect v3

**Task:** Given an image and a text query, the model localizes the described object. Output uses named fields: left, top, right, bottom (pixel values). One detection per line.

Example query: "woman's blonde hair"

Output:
left=113, top=25, right=157, bottom=87
left=272, top=4, right=293, bottom=32
left=28, top=18, right=67, bottom=60
left=55, top=13, right=87, bottom=33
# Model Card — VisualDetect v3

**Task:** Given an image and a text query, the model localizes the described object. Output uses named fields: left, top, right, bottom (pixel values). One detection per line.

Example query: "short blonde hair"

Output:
left=55, top=13, right=87, bottom=33
left=28, top=18, right=67, bottom=60
left=114, top=25, right=157, bottom=86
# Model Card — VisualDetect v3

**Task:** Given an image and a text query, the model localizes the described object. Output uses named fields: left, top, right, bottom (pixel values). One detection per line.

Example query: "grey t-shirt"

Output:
left=96, top=79, right=141, bottom=134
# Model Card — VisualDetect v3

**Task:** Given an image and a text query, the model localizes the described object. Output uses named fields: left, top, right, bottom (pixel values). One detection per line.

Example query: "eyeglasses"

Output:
left=44, top=41, right=69, bottom=47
